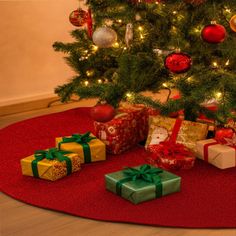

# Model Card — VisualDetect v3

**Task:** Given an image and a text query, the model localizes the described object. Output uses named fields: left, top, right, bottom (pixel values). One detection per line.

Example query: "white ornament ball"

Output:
left=92, top=27, right=117, bottom=48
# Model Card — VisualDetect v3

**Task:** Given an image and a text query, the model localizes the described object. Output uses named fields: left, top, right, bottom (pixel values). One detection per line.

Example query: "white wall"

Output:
left=0, top=0, right=85, bottom=106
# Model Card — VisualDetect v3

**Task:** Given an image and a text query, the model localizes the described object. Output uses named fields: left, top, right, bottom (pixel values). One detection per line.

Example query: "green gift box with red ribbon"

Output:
left=105, top=164, right=181, bottom=204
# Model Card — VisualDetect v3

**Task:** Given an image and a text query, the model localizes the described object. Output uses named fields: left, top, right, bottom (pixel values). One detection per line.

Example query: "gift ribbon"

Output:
left=159, top=119, right=193, bottom=159
left=116, top=164, right=163, bottom=198
left=58, top=132, right=96, bottom=163
left=169, top=119, right=182, bottom=144
left=32, top=148, right=72, bottom=178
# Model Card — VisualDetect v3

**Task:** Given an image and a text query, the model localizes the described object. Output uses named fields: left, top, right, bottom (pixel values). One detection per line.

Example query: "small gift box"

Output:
left=105, top=164, right=181, bottom=204
left=21, top=148, right=81, bottom=181
left=118, top=104, right=149, bottom=142
left=196, top=137, right=236, bottom=169
left=145, top=116, right=208, bottom=152
left=56, top=132, right=106, bottom=164
left=94, top=112, right=141, bottom=154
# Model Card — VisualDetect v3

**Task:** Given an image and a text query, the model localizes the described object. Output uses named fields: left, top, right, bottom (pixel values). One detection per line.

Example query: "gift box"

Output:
left=94, top=112, right=141, bottom=154
left=21, top=148, right=81, bottom=181
left=56, top=132, right=106, bottom=163
left=145, top=116, right=208, bottom=152
left=118, top=104, right=149, bottom=142
left=105, top=164, right=181, bottom=204
left=196, top=139, right=236, bottom=169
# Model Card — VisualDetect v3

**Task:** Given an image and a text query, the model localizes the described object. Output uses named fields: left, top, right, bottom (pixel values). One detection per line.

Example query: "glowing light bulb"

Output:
left=140, top=34, right=144, bottom=39
left=126, top=92, right=132, bottom=98
left=215, top=92, right=222, bottom=99
left=92, top=45, right=98, bottom=51
left=162, top=83, right=168, bottom=87
left=225, top=8, right=231, bottom=13
left=84, top=81, right=89, bottom=86
left=173, top=11, right=177, bottom=15
left=97, top=79, right=102, bottom=84
left=187, top=76, right=193, bottom=82
left=117, top=19, right=122, bottom=23
left=123, top=47, right=127, bottom=50
left=113, top=42, right=119, bottom=48
left=138, top=26, right=143, bottom=31
left=212, top=61, right=218, bottom=67
left=225, top=60, right=230, bottom=66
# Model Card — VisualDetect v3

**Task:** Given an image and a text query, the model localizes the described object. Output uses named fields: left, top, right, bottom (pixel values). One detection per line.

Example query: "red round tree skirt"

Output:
left=1, top=107, right=236, bottom=228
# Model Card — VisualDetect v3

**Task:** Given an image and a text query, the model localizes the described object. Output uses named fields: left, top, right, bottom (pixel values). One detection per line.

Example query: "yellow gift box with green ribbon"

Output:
left=21, top=148, right=81, bottom=181
left=56, top=132, right=106, bottom=164
left=105, top=164, right=181, bottom=204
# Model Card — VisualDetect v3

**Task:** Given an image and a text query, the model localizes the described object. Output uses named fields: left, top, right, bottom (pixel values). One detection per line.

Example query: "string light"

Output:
left=84, top=81, right=89, bottom=86
left=187, top=76, right=193, bottom=82
left=117, top=19, right=122, bottom=23
left=97, top=79, right=102, bottom=84
left=173, top=11, right=177, bottom=15
left=86, top=70, right=94, bottom=77
left=126, top=92, right=133, bottom=98
left=92, top=45, right=98, bottom=51
left=138, top=26, right=143, bottom=31
left=212, top=61, right=218, bottom=68
left=215, top=92, right=222, bottom=99
left=162, top=83, right=168, bottom=87
left=140, top=34, right=144, bottom=39
left=123, top=47, right=127, bottom=50
left=225, top=59, right=230, bottom=66
left=113, top=42, right=119, bottom=48
left=225, top=8, right=231, bottom=13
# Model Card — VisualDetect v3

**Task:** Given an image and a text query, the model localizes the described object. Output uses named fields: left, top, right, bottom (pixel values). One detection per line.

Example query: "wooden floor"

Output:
left=0, top=101, right=236, bottom=236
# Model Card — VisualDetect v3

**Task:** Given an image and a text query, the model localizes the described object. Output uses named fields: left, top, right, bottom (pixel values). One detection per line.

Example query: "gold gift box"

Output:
left=55, top=134, right=106, bottom=164
left=146, top=116, right=208, bottom=152
left=21, top=152, right=81, bottom=181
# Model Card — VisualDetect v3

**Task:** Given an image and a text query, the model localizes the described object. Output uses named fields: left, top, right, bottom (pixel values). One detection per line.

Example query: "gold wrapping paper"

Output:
left=146, top=116, right=208, bottom=152
left=55, top=134, right=106, bottom=163
left=196, top=139, right=236, bottom=169
left=21, top=153, right=81, bottom=181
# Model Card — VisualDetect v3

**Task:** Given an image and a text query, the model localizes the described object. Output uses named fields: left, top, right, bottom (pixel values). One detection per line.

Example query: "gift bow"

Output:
left=123, top=164, right=163, bottom=182
left=152, top=141, right=194, bottom=160
left=32, top=148, right=72, bottom=177
left=34, top=148, right=72, bottom=161
left=59, top=132, right=96, bottom=147
left=116, top=164, right=163, bottom=198
left=58, top=132, right=96, bottom=163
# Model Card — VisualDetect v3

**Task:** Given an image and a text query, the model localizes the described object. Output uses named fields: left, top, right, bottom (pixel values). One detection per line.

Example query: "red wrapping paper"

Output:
left=94, top=110, right=143, bottom=154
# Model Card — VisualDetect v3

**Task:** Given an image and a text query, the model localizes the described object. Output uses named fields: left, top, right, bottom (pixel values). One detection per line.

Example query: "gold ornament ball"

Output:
left=92, top=27, right=117, bottom=48
left=229, top=15, right=236, bottom=32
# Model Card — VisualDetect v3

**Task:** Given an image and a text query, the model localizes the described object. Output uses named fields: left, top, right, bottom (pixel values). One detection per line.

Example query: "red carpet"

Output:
left=0, top=107, right=236, bottom=228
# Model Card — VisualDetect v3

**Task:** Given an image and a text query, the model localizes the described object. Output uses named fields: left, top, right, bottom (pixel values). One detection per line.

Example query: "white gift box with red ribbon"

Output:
left=196, top=139, right=236, bottom=169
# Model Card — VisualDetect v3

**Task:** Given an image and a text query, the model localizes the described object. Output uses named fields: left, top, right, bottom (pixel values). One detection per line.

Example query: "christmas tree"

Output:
left=53, top=0, right=236, bottom=123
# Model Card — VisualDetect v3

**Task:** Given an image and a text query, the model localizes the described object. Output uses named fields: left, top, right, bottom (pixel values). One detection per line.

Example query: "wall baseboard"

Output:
left=0, top=95, right=62, bottom=117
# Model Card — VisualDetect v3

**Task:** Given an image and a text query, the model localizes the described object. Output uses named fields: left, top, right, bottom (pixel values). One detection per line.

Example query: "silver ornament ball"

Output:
left=92, top=27, right=117, bottom=48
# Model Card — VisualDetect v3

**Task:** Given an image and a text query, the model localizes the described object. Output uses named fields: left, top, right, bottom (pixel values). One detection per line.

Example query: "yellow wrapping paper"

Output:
left=145, top=116, right=208, bottom=152
left=55, top=134, right=106, bottom=164
left=21, top=153, right=81, bottom=181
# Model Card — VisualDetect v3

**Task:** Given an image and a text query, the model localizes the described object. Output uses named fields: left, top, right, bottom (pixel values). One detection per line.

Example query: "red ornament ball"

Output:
left=165, top=52, right=192, bottom=74
left=90, top=104, right=116, bottom=123
left=69, top=8, right=88, bottom=27
left=215, top=127, right=234, bottom=144
left=201, top=23, right=226, bottom=44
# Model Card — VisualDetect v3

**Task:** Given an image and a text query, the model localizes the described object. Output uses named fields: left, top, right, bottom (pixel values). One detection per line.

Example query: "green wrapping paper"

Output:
left=105, top=165, right=181, bottom=204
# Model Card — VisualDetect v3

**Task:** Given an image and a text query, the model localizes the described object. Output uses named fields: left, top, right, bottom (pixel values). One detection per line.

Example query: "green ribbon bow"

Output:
left=32, top=148, right=72, bottom=178
left=116, top=164, right=163, bottom=198
left=58, top=132, right=96, bottom=163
